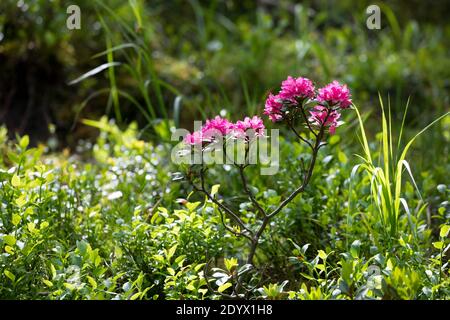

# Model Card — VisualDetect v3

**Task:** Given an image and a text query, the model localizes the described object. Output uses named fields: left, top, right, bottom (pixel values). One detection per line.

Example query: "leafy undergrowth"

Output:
left=0, top=120, right=448, bottom=300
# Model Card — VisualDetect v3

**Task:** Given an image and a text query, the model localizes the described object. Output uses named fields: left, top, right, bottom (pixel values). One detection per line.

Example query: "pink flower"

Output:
left=234, top=116, right=265, bottom=138
left=279, top=76, right=315, bottom=102
left=184, top=130, right=205, bottom=146
left=184, top=116, right=234, bottom=146
left=202, top=116, right=234, bottom=136
left=317, top=81, right=352, bottom=109
left=264, top=93, right=283, bottom=122
left=308, top=106, right=343, bottom=135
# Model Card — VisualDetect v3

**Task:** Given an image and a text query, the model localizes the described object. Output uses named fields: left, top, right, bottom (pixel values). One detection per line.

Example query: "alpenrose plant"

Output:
left=179, top=76, right=352, bottom=298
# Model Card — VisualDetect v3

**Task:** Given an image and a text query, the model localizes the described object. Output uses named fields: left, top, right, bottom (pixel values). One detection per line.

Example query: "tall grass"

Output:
left=353, top=97, right=449, bottom=241
left=70, top=0, right=184, bottom=140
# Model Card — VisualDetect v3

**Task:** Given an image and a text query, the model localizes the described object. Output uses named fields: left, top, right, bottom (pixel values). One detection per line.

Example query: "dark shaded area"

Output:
left=0, top=0, right=103, bottom=146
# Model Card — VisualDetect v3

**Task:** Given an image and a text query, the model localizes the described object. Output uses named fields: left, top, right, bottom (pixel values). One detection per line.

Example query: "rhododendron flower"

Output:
left=234, top=116, right=265, bottom=138
left=264, top=93, right=283, bottom=122
left=184, top=130, right=206, bottom=146
left=317, top=81, right=352, bottom=109
left=279, top=76, right=315, bottom=102
left=308, top=105, right=343, bottom=135
left=202, top=116, right=234, bottom=136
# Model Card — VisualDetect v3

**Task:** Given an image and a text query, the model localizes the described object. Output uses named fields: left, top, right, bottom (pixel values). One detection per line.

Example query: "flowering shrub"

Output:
left=180, top=76, right=352, bottom=298
left=264, top=77, right=350, bottom=134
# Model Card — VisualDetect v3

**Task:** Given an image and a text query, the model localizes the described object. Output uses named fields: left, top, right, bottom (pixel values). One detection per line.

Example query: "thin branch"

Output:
left=218, top=206, right=253, bottom=241
left=286, top=119, right=314, bottom=150
left=190, top=167, right=254, bottom=237
left=191, top=181, right=253, bottom=236
left=246, top=217, right=270, bottom=264
left=300, top=106, right=318, bottom=137
left=237, top=165, right=267, bottom=218
left=243, top=265, right=268, bottom=299
left=268, top=110, right=330, bottom=219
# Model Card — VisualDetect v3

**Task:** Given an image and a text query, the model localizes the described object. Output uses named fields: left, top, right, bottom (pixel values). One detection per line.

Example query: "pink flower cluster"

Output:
left=279, top=76, right=315, bottom=102
left=308, top=106, right=342, bottom=135
left=264, top=94, right=283, bottom=122
left=317, top=80, right=352, bottom=109
left=264, top=76, right=315, bottom=122
left=203, top=116, right=234, bottom=136
left=184, top=130, right=205, bottom=145
left=184, top=76, right=351, bottom=145
left=264, top=76, right=351, bottom=134
left=234, top=116, right=265, bottom=138
left=184, top=116, right=265, bottom=146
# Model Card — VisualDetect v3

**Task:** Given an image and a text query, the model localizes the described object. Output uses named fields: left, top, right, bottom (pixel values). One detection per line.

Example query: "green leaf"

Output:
left=433, top=242, right=444, bottom=250
left=440, top=225, right=450, bottom=238
left=167, top=267, right=175, bottom=276
left=69, top=62, right=121, bottom=85
left=186, top=201, right=200, bottom=212
left=4, top=270, right=15, bottom=282
left=317, top=250, right=327, bottom=260
left=166, top=244, right=177, bottom=262
left=3, top=235, right=16, bottom=246
left=27, top=222, right=36, bottom=233
left=217, top=282, right=232, bottom=293
left=86, top=276, right=97, bottom=289
left=300, top=272, right=315, bottom=281
left=329, top=135, right=340, bottom=145
left=174, top=255, right=186, bottom=267
left=19, top=135, right=29, bottom=149
left=11, top=174, right=21, bottom=187
left=130, top=292, right=141, bottom=300
left=340, top=259, right=353, bottom=285
left=194, top=263, right=206, bottom=272
left=42, top=279, right=53, bottom=287
left=5, top=246, right=15, bottom=254
left=350, top=240, right=361, bottom=258
left=316, top=264, right=326, bottom=272
left=40, top=221, right=49, bottom=229
left=15, top=194, right=27, bottom=208
left=211, top=184, right=220, bottom=197
left=237, top=264, right=253, bottom=277
left=186, top=283, right=196, bottom=291
left=224, top=257, right=238, bottom=272
left=77, top=240, right=90, bottom=256
left=45, top=173, right=55, bottom=183
left=64, top=283, right=75, bottom=290
left=50, top=264, right=56, bottom=278
left=12, top=214, right=21, bottom=226
left=337, top=150, right=348, bottom=164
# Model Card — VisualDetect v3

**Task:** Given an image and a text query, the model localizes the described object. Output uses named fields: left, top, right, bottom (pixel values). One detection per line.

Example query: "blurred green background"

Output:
left=0, top=0, right=449, bottom=150
left=0, top=0, right=449, bottom=299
